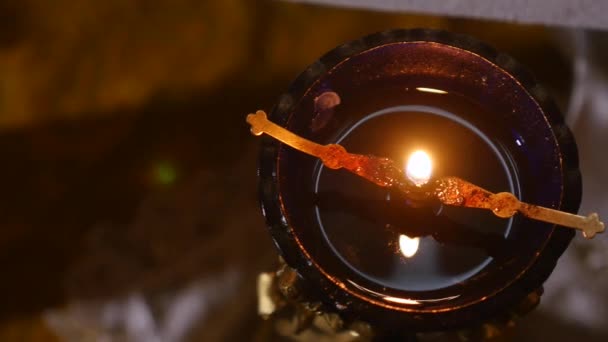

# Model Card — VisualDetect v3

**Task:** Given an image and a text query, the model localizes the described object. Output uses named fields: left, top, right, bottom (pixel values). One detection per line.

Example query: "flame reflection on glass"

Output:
left=346, top=279, right=463, bottom=306
left=346, top=280, right=421, bottom=305
left=383, top=296, right=421, bottom=305
left=398, top=234, right=420, bottom=258
left=415, top=87, right=448, bottom=94
left=406, top=150, right=432, bottom=186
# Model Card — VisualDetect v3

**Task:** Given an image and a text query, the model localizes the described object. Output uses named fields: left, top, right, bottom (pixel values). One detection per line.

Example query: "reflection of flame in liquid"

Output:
left=406, top=150, right=432, bottom=186
left=398, top=150, right=429, bottom=258
left=398, top=234, right=420, bottom=258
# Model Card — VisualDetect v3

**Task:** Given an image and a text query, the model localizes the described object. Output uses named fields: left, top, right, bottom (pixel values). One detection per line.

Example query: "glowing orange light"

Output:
left=406, top=150, right=432, bottom=186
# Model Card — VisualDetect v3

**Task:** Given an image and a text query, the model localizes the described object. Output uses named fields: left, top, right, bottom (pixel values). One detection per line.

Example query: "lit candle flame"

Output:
left=406, top=150, right=432, bottom=186
left=398, top=234, right=420, bottom=258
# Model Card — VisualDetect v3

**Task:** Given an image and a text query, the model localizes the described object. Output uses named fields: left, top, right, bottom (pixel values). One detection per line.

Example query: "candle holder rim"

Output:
left=257, top=28, right=581, bottom=331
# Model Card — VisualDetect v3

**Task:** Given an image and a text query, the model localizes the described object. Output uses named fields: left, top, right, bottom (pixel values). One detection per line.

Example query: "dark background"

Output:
left=0, top=1, right=606, bottom=340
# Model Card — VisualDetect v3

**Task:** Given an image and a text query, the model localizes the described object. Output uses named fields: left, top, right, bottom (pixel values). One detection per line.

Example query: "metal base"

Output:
left=256, top=259, right=543, bottom=341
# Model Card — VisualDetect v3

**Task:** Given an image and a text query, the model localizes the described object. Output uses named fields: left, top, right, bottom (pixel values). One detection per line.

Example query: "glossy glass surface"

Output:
left=260, top=30, right=579, bottom=329
left=314, top=90, right=519, bottom=293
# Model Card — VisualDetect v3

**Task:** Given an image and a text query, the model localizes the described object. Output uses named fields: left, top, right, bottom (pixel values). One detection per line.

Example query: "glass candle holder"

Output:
left=258, top=29, right=581, bottom=331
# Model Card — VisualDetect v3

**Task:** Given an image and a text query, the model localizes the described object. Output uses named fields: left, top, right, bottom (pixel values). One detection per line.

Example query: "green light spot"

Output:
left=155, top=162, right=177, bottom=185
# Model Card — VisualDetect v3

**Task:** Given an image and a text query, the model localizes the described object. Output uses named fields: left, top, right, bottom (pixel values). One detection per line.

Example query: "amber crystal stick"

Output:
left=247, top=110, right=605, bottom=239
left=247, top=110, right=419, bottom=193
left=435, top=177, right=605, bottom=239
left=247, top=110, right=326, bottom=159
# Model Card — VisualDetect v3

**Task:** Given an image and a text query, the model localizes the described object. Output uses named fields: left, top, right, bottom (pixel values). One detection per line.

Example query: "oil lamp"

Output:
left=249, top=29, right=602, bottom=338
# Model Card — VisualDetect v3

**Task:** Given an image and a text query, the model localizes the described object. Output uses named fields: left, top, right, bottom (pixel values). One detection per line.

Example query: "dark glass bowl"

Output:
left=257, top=29, right=581, bottom=331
